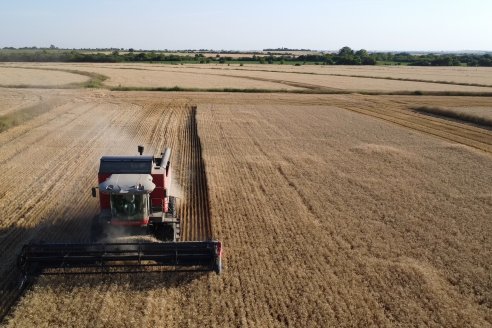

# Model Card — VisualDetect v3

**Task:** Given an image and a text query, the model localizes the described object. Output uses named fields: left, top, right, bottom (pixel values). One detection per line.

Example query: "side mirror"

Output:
left=91, top=187, right=97, bottom=198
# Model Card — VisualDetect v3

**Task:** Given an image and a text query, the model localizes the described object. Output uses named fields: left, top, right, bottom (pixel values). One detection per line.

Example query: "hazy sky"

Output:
left=1, top=0, right=491, bottom=51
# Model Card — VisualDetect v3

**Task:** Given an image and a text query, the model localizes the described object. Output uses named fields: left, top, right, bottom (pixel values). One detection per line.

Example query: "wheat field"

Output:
left=0, top=63, right=491, bottom=327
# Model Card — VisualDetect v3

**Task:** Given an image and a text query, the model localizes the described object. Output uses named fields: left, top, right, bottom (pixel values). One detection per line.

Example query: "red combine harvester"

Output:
left=92, top=146, right=180, bottom=242
left=18, top=146, right=222, bottom=276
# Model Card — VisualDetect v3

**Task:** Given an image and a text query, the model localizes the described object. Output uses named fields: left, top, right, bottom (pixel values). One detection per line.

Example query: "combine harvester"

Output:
left=18, top=146, right=222, bottom=278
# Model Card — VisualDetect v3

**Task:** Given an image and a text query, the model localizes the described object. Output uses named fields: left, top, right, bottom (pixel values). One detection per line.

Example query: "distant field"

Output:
left=199, top=64, right=492, bottom=86
left=170, top=66, right=492, bottom=92
left=0, top=67, right=89, bottom=87
left=70, top=65, right=301, bottom=90
left=2, top=63, right=492, bottom=93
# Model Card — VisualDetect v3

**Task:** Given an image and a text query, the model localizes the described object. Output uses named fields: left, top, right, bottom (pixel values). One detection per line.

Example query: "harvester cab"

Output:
left=92, top=147, right=179, bottom=242
left=17, top=146, right=222, bottom=278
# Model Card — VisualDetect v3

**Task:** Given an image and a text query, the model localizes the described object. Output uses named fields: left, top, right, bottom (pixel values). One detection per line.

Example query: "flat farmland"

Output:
left=1, top=88, right=491, bottom=327
left=188, top=64, right=492, bottom=86
left=0, top=63, right=301, bottom=91
left=3, top=63, right=492, bottom=93
left=56, top=65, right=302, bottom=90
left=171, top=65, right=492, bottom=92
left=0, top=67, right=89, bottom=88
left=0, top=89, right=43, bottom=116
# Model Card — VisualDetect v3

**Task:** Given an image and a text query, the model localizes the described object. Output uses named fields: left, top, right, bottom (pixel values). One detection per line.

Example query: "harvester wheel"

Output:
left=168, top=196, right=177, bottom=217
left=154, top=224, right=174, bottom=241
left=17, top=248, right=28, bottom=273
left=90, top=215, right=104, bottom=242
left=214, top=256, right=222, bottom=275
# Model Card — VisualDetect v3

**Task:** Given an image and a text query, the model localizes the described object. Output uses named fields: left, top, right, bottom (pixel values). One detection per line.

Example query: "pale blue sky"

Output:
left=0, top=0, right=490, bottom=51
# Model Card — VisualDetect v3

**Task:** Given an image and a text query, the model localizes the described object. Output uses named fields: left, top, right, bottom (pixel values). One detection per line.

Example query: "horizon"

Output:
left=1, top=0, right=491, bottom=52
left=3, top=46, right=491, bottom=54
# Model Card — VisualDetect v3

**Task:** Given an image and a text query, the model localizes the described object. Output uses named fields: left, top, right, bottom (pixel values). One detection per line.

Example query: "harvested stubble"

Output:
left=198, top=64, right=492, bottom=87
left=0, top=89, right=42, bottom=116
left=6, top=63, right=492, bottom=93
left=164, top=66, right=492, bottom=92
left=0, top=67, right=89, bottom=87
left=1, top=63, right=301, bottom=90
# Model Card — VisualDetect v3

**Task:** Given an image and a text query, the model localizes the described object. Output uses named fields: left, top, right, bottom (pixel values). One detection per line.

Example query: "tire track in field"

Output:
left=176, top=105, right=212, bottom=241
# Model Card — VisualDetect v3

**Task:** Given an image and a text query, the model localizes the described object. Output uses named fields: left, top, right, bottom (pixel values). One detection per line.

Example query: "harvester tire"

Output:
left=90, top=215, right=103, bottom=242
left=169, top=196, right=177, bottom=217
left=154, top=224, right=174, bottom=241
left=214, top=256, right=222, bottom=275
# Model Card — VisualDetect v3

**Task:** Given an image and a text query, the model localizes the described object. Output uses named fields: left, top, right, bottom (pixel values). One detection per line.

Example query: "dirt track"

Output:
left=1, top=90, right=491, bottom=327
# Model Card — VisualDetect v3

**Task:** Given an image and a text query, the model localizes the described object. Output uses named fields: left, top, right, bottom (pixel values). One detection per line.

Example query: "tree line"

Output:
left=1, top=47, right=491, bottom=66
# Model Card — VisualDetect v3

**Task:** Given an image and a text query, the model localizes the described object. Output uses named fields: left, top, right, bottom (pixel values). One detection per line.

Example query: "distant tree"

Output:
left=362, top=56, right=376, bottom=65
left=338, top=46, right=354, bottom=56
left=355, top=49, right=368, bottom=57
left=128, top=48, right=134, bottom=52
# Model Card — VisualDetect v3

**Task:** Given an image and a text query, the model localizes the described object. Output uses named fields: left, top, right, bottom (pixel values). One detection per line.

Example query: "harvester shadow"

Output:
left=0, top=213, right=92, bottom=322
left=32, top=269, right=207, bottom=292
left=0, top=213, right=206, bottom=322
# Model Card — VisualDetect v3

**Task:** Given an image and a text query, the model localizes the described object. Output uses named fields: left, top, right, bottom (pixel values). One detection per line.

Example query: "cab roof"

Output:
left=99, top=156, right=154, bottom=174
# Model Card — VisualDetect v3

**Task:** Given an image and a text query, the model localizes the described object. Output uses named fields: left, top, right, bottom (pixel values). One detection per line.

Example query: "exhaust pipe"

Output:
left=162, top=148, right=171, bottom=175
